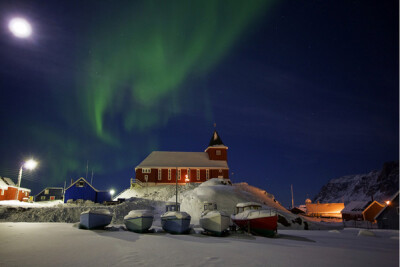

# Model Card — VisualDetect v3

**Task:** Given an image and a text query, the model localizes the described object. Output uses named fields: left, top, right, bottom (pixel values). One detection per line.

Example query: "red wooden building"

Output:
left=134, top=130, right=230, bottom=185
left=0, top=177, right=31, bottom=201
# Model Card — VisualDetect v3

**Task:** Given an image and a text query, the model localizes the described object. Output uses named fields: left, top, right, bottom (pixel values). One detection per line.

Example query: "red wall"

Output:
left=135, top=167, right=229, bottom=184
left=0, top=187, right=30, bottom=201
left=206, top=147, right=228, bottom=161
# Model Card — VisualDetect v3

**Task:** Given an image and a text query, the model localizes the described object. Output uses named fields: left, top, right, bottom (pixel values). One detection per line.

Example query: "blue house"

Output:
left=64, top=177, right=111, bottom=204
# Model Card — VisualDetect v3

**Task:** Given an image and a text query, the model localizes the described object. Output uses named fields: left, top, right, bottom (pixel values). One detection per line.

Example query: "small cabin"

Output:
left=64, top=177, right=111, bottom=204
left=374, top=192, right=399, bottom=229
left=235, top=202, right=262, bottom=214
left=35, top=187, right=64, bottom=202
left=0, top=177, right=31, bottom=201
left=165, top=202, right=180, bottom=212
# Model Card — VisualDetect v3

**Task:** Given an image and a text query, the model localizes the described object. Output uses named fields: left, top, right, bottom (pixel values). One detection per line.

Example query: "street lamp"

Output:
left=16, top=159, right=38, bottom=201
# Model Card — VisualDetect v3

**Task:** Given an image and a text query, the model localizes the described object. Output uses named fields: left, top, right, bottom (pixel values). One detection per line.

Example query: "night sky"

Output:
left=0, top=0, right=398, bottom=207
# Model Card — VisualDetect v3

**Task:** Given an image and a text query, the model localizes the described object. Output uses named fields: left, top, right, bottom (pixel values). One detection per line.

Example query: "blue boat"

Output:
left=80, top=209, right=113, bottom=229
left=161, top=203, right=191, bottom=234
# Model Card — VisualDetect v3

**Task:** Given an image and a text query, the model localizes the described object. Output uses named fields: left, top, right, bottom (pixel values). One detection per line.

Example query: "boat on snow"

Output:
left=124, top=210, right=154, bottom=233
left=231, top=202, right=278, bottom=237
left=161, top=202, right=191, bottom=234
left=200, top=202, right=230, bottom=236
left=80, top=209, right=113, bottom=229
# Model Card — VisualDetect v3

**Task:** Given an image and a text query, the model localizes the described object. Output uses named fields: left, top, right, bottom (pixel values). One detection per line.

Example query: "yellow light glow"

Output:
left=386, top=201, right=390, bottom=205
left=24, top=159, right=38, bottom=170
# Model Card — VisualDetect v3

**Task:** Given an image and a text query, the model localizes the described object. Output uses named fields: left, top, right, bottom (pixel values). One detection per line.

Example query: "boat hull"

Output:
left=124, top=216, right=154, bottom=233
left=232, top=215, right=278, bottom=237
left=80, top=213, right=112, bottom=230
left=200, top=213, right=230, bottom=236
left=161, top=216, right=191, bottom=234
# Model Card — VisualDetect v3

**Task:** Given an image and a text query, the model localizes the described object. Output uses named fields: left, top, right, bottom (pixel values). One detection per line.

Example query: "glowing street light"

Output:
left=386, top=201, right=390, bottom=205
left=8, top=17, right=32, bottom=38
left=16, top=159, right=38, bottom=201
left=110, top=189, right=115, bottom=196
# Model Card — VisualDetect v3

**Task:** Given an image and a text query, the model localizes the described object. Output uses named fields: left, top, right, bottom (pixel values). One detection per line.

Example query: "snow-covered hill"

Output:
left=313, top=161, right=399, bottom=204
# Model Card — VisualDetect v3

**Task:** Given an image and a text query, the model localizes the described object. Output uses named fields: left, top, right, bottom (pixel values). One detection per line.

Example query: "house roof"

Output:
left=64, top=177, right=99, bottom=192
left=208, top=130, right=225, bottom=147
left=136, top=151, right=229, bottom=169
left=341, top=201, right=371, bottom=215
left=0, top=177, right=16, bottom=189
left=362, top=201, right=385, bottom=215
left=35, top=187, right=64, bottom=197
left=374, top=191, right=399, bottom=220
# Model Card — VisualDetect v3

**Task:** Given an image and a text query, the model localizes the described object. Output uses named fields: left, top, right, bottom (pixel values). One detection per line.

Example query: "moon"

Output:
left=8, top=17, right=32, bottom=38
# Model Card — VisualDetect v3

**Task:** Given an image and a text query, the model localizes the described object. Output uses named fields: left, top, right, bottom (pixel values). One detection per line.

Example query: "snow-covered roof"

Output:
left=2, top=177, right=16, bottom=186
left=341, top=201, right=370, bottom=214
left=65, top=177, right=100, bottom=192
left=0, top=178, right=9, bottom=189
left=136, top=151, right=229, bottom=168
left=236, top=202, right=262, bottom=208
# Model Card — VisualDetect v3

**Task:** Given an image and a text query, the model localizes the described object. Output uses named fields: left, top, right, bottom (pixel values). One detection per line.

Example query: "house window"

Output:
left=1, top=189, right=4, bottom=196
left=168, top=169, right=171, bottom=180
left=25, top=192, right=28, bottom=196
left=142, top=168, right=151, bottom=174
left=144, top=175, right=148, bottom=182
left=41, top=196, right=46, bottom=200
left=206, top=169, right=209, bottom=180
left=45, top=189, right=49, bottom=195
left=77, top=181, right=85, bottom=187
left=197, top=169, right=200, bottom=180
left=216, top=150, right=221, bottom=156
left=158, top=169, right=162, bottom=180
left=219, top=169, right=222, bottom=173
left=178, top=169, right=181, bottom=180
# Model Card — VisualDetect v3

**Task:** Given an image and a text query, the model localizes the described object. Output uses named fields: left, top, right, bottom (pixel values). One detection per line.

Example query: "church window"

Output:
left=219, top=169, right=222, bottom=173
left=206, top=169, right=209, bottom=180
left=216, top=150, right=221, bottom=156
left=158, top=169, right=162, bottom=180
left=142, top=168, right=151, bottom=173
left=178, top=169, right=181, bottom=180
left=168, top=169, right=171, bottom=180
left=197, top=169, right=200, bottom=180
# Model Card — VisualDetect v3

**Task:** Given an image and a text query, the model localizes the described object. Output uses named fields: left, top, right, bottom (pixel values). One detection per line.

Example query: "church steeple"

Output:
left=208, top=130, right=225, bottom=147
left=205, top=130, right=228, bottom=161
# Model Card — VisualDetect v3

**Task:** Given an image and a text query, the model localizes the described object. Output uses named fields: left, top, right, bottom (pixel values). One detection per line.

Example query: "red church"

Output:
left=134, top=130, right=230, bottom=185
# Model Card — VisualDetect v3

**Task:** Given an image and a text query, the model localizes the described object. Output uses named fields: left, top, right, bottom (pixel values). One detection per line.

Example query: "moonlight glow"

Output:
left=9, top=18, right=32, bottom=38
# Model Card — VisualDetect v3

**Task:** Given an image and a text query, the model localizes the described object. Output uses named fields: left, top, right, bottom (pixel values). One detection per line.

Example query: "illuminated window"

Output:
left=197, top=169, right=200, bottom=180
left=158, top=169, right=162, bottom=180
left=77, top=181, right=85, bottom=187
left=168, top=169, right=171, bottom=180
left=25, top=192, right=28, bottom=196
left=216, top=150, right=221, bottom=156
left=41, top=196, right=46, bottom=200
left=1, top=189, right=3, bottom=196
left=45, top=189, right=49, bottom=195
left=206, top=169, right=209, bottom=180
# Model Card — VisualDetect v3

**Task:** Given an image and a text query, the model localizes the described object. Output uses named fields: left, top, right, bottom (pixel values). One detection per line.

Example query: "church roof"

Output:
left=208, top=130, right=225, bottom=147
left=136, top=151, right=229, bottom=169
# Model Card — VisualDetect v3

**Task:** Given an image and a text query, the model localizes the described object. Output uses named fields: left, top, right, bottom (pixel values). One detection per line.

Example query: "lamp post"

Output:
left=16, top=159, right=38, bottom=201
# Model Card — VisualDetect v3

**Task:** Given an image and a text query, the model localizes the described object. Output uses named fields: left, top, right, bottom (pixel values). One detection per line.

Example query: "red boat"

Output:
left=231, top=202, right=278, bottom=237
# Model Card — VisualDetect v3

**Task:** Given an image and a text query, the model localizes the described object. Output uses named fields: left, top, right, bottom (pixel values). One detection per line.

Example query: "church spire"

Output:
left=208, top=130, right=225, bottom=147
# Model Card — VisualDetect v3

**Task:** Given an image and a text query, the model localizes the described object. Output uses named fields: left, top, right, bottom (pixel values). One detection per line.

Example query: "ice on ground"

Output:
left=358, top=229, right=376, bottom=237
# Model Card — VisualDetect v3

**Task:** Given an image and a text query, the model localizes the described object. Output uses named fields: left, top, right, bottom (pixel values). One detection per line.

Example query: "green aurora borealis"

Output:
left=1, top=0, right=274, bottom=187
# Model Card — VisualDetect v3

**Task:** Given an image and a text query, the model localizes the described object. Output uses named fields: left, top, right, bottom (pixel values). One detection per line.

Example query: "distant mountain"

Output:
left=313, top=161, right=399, bottom=204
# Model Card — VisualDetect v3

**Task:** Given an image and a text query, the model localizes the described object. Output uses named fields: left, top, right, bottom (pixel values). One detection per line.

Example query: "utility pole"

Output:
left=291, top=184, right=294, bottom=209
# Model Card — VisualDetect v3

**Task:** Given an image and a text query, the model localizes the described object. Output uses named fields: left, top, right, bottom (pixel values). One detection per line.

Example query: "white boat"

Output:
left=161, top=203, right=191, bottom=234
left=200, top=202, right=230, bottom=236
left=80, top=209, right=113, bottom=230
left=124, top=210, right=154, bottom=233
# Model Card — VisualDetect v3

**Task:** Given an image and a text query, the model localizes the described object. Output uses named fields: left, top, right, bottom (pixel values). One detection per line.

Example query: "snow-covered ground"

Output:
left=0, top=223, right=398, bottom=267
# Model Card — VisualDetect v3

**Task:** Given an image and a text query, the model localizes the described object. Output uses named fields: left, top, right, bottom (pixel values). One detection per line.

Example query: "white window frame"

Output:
left=178, top=169, right=181, bottom=180
left=216, top=150, right=221, bottom=156
left=25, top=192, right=28, bottom=196
left=197, top=169, right=200, bottom=180
left=158, top=169, right=162, bottom=180
left=206, top=169, right=209, bottom=180
left=168, top=169, right=171, bottom=180
left=142, top=168, right=151, bottom=174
